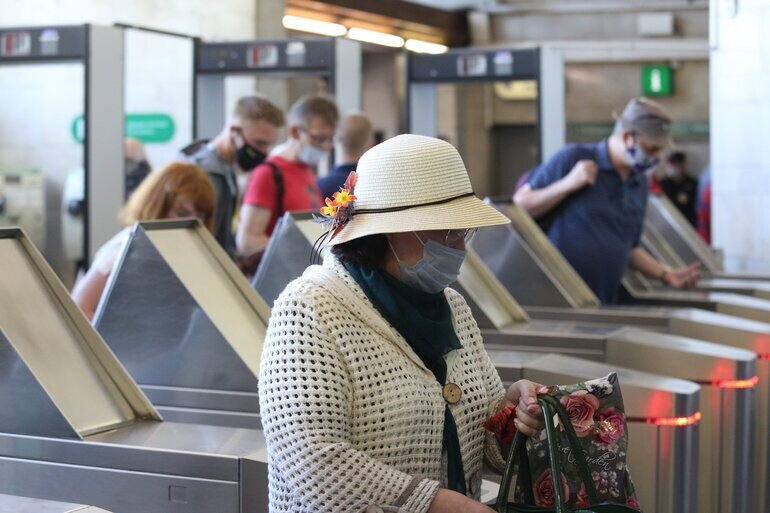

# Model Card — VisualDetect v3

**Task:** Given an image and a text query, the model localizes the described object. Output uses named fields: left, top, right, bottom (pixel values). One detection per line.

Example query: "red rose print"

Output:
left=626, top=495, right=641, bottom=509
left=534, top=469, right=570, bottom=507
left=560, top=390, right=600, bottom=437
left=593, top=407, right=626, bottom=444
left=484, top=405, right=517, bottom=445
left=576, top=483, right=590, bottom=507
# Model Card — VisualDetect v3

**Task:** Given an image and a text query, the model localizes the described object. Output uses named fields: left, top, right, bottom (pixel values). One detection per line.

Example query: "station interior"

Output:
left=1, top=1, right=769, bottom=512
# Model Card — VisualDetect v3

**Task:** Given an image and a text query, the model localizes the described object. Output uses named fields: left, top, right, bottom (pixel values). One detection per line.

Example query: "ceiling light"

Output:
left=347, top=28, right=404, bottom=48
left=405, top=39, right=448, bottom=54
left=282, top=15, right=347, bottom=37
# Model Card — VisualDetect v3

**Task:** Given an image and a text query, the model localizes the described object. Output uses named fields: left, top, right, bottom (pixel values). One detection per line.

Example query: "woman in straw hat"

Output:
left=259, top=134, right=545, bottom=512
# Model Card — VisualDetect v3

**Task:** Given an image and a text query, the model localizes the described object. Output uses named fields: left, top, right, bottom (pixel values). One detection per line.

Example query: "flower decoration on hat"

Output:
left=315, top=171, right=358, bottom=239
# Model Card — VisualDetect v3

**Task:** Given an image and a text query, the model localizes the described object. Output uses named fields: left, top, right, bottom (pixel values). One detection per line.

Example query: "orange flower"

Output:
left=320, top=197, right=338, bottom=217
left=333, top=189, right=357, bottom=207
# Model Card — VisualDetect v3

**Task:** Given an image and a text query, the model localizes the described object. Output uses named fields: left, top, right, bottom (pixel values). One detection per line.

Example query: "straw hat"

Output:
left=326, top=134, right=510, bottom=245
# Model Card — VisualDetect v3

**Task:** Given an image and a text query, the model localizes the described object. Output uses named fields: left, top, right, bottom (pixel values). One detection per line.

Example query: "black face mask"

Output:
left=125, top=160, right=151, bottom=198
left=233, top=139, right=267, bottom=171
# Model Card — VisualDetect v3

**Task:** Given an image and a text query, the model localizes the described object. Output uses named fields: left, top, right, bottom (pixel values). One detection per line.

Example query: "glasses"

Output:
left=444, top=228, right=477, bottom=247
left=231, top=128, right=273, bottom=151
left=300, top=127, right=334, bottom=148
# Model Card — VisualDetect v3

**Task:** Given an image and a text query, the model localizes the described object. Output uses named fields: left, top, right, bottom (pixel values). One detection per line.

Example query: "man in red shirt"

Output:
left=237, top=95, right=339, bottom=261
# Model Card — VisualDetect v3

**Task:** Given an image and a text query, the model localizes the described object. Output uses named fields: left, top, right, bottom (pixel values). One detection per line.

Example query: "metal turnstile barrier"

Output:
left=93, top=220, right=270, bottom=429
left=0, top=228, right=269, bottom=513
left=0, top=494, right=112, bottom=513
left=471, top=201, right=770, bottom=512
left=255, top=211, right=713, bottom=512
left=477, top=201, right=770, bottom=324
left=631, top=215, right=770, bottom=300
left=457, top=249, right=755, bottom=513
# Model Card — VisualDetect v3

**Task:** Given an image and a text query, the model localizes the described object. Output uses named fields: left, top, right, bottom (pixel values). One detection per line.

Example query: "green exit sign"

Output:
left=71, top=113, right=175, bottom=144
left=642, top=65, right=673, bottom=96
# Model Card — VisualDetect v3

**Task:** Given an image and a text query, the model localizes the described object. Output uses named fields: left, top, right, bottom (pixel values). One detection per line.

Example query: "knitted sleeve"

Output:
left=259, top=285, right=440, bottom=513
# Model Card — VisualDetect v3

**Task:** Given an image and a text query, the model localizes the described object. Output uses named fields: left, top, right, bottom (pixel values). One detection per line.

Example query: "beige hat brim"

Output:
left=326, top=195, right=510, bottom=246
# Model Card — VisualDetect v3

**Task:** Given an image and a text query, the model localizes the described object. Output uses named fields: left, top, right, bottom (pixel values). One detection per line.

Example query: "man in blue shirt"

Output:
left=514, top=97, right=700, bottom=304
left=317, top=113, right=374, bottom=200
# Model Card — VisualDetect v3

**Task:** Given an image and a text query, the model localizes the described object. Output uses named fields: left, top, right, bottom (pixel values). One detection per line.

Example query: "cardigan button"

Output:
left=442, top=383, right=463, bottom=404
left=364, top=505, right=384, bottom=513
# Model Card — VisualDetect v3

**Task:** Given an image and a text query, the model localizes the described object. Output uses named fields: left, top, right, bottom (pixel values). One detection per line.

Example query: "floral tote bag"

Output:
left=489, top=373, right=642, bottom=512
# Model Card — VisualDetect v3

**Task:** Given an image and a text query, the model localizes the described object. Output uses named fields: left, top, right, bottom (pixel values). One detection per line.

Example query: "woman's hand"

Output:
left=505, top=380, right=547, bottom=437
left=427, top=489, right=496, bottom=513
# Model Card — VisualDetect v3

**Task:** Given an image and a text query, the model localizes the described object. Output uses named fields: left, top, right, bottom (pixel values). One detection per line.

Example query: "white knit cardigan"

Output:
left=258, top=256, right=507, bottom=513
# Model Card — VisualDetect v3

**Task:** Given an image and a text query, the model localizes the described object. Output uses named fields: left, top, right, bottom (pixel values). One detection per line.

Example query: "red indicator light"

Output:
left=713, top=376, right=759, bottom=389
left=758, top=354, right=770, bottom=361
left=647, top=411, right=702, bottom=427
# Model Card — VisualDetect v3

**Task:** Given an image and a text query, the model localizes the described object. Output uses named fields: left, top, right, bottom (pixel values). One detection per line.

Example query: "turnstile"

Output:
left=0, top=228, right=269, bottom=513
left=471, top=201, right=770, bottom=512
left=93, top=220, right=270, bottom=430
left=457, top=249, right=754, bottom=513
left=630, top=212, right=770, bottom=300
left=0, top=494, right=111, bottom=513
left=256, top=211, right=748, bottom=513
left=478, top=201, right=770, bottom=324
left=646, top=193, right=770, bottom=281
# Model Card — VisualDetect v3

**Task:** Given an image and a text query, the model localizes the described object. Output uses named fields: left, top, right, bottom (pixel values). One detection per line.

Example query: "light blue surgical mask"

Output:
left=389, top=234, right=467, bottom=294
left=627, top=142, right=659, bottom=173
left=298, top=143, right=328, bottom=167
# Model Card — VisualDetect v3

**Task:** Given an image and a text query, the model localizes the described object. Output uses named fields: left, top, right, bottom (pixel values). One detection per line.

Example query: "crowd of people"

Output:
left=68, top=93, right=715, bottom=512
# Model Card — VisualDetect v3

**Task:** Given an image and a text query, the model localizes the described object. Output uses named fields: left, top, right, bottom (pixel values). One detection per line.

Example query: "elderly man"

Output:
left=514, top=97, right=700, bottom=304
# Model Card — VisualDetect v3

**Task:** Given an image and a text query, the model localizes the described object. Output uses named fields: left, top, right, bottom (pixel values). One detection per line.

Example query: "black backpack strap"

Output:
left=265, top=161, right=285, bottom=219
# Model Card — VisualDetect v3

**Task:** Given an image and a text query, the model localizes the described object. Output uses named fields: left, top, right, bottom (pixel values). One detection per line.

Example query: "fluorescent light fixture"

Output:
left=347, top=27, right=404, bottom=48
left=405, top=39, right=448, bottom=54
left=282, top=15, right=347, bottom=37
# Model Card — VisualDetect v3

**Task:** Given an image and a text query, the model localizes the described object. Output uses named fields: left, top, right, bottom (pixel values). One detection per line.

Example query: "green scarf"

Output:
left=343, top=262, right=467, bottom=494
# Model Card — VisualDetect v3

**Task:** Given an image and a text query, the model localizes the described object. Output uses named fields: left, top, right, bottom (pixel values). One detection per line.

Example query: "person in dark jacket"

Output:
left=317, top=113, right=374, bottom=200
left=514, top=97, right=700, bottom=304
left=180, top=95, right=284, bottom=255
left=660, top=151, right=698, bottom=226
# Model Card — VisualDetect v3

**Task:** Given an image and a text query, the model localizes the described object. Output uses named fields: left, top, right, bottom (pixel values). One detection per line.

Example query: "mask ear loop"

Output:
left=311, top=230, right=330, bottom=266
left=385, top=236, right=402, bottom=264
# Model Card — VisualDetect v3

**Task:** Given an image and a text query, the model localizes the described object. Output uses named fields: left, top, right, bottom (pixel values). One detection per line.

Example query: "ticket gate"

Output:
left=0, top=228, right=269, bottom=513
left=255, top=211, right=756, bottom=513
left=457, top=249, right=754, bottom=513
left=471, top=201, right=770, bottom=512
left=630, top=213, right=770, bottom=300
left=93, top=220, right=270, bottom=430
left=478, top=201, right=770, bottom=323
left=0, top=494, right=111, bottom=513
left=646, top=193, right=770, bottom=281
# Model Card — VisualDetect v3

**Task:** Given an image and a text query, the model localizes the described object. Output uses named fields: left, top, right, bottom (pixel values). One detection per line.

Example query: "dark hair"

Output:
left=331, top=234, right=388, bottom=268
left=667, top=151, right=687, bottom=164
